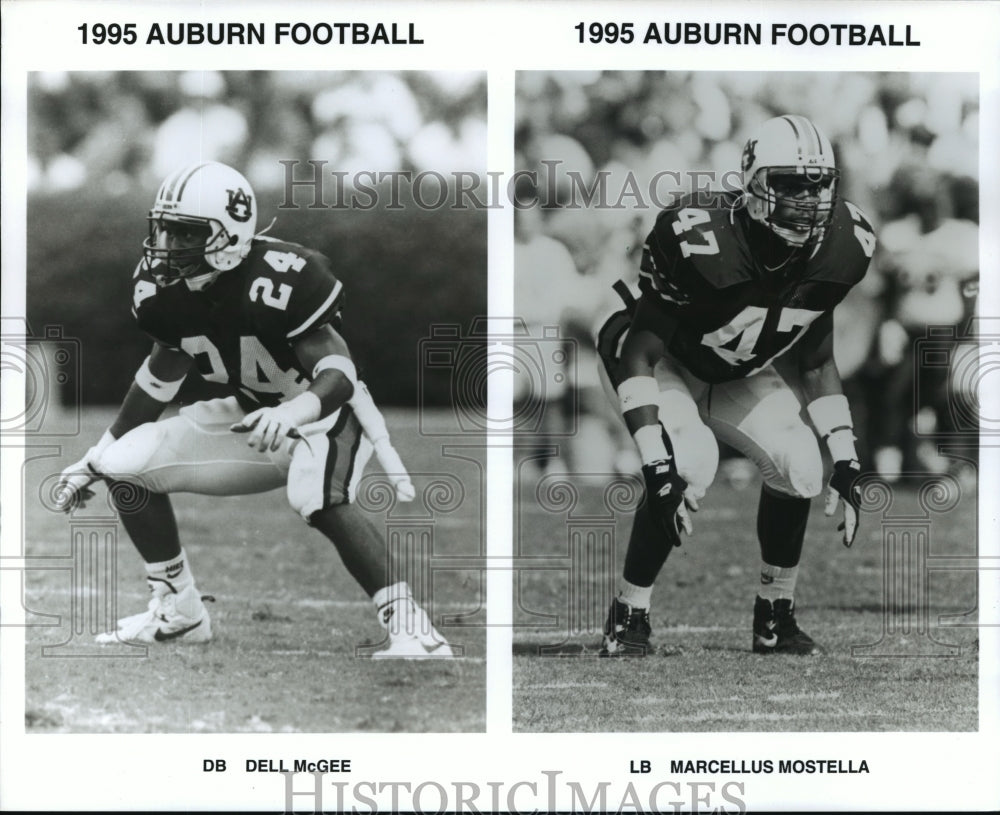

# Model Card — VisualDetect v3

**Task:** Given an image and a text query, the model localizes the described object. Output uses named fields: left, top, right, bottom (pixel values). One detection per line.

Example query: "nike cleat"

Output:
left=371, top=636, right=454, bottom=659
left=600, top=598, right=651, bottom=657
left=96, top=582, right=212, bottom=645
left=372, top=599, right=454, bottom=660
left=752, top=596, right=821, bottom=655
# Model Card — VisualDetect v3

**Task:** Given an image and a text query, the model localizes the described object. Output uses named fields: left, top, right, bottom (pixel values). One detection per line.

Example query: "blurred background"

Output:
left=514, top=71, right=980, bottom=484
left=26, top=70, right=487, bottom=408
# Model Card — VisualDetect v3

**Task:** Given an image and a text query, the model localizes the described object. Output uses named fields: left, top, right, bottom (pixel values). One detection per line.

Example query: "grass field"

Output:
left=513, top=467, right=980, bottom=732
left=22, top=407, right=486, bottom=733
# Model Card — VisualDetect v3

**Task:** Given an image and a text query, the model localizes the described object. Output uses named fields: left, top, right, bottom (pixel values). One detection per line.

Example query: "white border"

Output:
left=2, top=0, right=998, bottom=811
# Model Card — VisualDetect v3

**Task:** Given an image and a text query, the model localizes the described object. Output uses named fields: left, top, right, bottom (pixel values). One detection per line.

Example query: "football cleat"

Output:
left=371, top=636, right=454, bottom=660
left=600, top=598, right=652, bottom=657
left=371, top=599, right=454, bottom=660
left=96, top=581, right=212, bottom=645
left=752, top=596, right=821, bottom=655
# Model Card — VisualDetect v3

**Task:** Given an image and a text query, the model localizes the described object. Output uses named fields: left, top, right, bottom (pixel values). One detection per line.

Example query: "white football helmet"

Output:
left=144, top=162, right=257, bottom=289
left=741, top=115, right=839, bottom=247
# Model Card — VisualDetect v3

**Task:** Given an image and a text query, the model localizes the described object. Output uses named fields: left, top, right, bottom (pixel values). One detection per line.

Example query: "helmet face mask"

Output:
left=143, top=162, right=257, bottom=290
left=145, top=216, right=228, bottom=288
left=742, top=116, right=840, bottom=248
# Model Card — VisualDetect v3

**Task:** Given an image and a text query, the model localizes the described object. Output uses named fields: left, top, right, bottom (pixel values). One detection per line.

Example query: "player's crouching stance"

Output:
left=598, top=116, right=869, bottom=657
left=55, top=162, right=450, bottom=659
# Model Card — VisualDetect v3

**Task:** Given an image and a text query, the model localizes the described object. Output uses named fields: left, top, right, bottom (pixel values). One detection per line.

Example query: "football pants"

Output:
left=603, top=355, right=823, bottom=499
left=94, top=396, right=372, bottom=520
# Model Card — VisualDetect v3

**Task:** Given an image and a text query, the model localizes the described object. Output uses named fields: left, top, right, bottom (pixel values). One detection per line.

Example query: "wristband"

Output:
left=92, top=429, right=116, bottom=457
left=826, top=428, right=858, bottom=464
left=806, top=394, right=852, bottom=437
left=807, top=394, right=858, bottom=462
left=281, top=391, right=323, bottom=426
left=134, top=356, right=184, bottom=402
left=618, top=375, right=660, bottom=414
left=633, top=424, right=670, bottom=466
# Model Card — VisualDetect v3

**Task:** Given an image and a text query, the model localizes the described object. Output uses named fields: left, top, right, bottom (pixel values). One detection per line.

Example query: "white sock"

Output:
left=618, top=579, right=653, bottom=610
left=144, top=548, right=194, bottom=594
left=373, top=582, right=421, bottom=636
left=758, top=563, right=798, bottom=603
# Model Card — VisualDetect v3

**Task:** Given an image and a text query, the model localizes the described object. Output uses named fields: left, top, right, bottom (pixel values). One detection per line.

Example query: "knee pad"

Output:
left=94, top=422, right=168, bottom=485
left=658, top=389, right=718, bottom=499
left=767, top=427, right=824, bottom=499
left=741, top=391, right=823, bottom=499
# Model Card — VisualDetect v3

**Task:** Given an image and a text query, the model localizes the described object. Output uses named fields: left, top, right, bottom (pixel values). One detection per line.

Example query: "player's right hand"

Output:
left=54, top=431, right=115, bottom=513
left=641, top=458, right=692, bottom=546
left=54, top=457, right=99, bottom=513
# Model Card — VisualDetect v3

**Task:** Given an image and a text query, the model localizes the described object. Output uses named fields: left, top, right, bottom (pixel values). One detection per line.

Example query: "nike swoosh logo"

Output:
left=755, top=632, right=778, bottom=647
left=425, top=641, right=449, bottom=653
left=153, top=620, right=203, bottom=641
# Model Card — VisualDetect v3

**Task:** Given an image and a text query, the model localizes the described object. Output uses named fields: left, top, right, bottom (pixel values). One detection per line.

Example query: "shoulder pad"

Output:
left=642, top=192, right=754, bottom=302
left=243, top=238, right=345, bottom=340
left=807, top=199, right=875, bottom=287
left=130, top=258, right=183, bottom=347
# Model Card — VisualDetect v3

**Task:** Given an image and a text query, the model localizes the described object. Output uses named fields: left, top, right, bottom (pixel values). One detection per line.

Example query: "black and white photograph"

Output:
left=1, top=1, right=998, bottom=813
left=17, top=69, right=487, bottom=733
left=513, top=70, right=983, bottom=732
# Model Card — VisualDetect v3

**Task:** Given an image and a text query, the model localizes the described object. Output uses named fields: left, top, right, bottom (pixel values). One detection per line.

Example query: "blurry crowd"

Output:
left=514, top=72, right=980, bottom=483
left=28, top=70, right=487, bottom=195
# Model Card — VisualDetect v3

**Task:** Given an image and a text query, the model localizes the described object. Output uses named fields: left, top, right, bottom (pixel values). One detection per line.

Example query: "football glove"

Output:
left=824, top=459, right=862, bottom=547
left=233, top=393, right=321, bottom=453
left=642, top=457, right=694, bottom=546
left=373, top=438, right=416, bottom=502
left=54, top=431, right=114, bottom=513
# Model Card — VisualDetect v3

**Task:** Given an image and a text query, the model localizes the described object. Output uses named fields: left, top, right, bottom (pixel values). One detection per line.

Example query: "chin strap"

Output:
left=254, top=216, right=277, bottom=238
left=183, top=269, right=222, bottom=291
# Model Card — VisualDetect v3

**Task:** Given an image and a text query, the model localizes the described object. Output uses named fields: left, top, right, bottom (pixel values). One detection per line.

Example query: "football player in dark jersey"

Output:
left=597, top=115, right=871, bottom=656
left=55, top=162, right=449, bottom=658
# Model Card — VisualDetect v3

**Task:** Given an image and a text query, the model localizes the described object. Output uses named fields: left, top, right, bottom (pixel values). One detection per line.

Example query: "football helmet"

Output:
left=741, top=115, right=839, bottom=247
left=144, top=161, right=257, bottom=290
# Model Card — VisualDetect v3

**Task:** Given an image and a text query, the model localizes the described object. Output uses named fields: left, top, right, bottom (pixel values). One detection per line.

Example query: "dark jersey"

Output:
left=131, top=236, right=344, bottom=407
left=637, top=191, right=875, bottom=383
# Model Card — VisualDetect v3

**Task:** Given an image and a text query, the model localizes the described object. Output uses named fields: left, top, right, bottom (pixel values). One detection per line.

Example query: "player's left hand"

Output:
left=824, top=459, right=862, bottom=547
left=234, top=405, right=304, bottom=453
